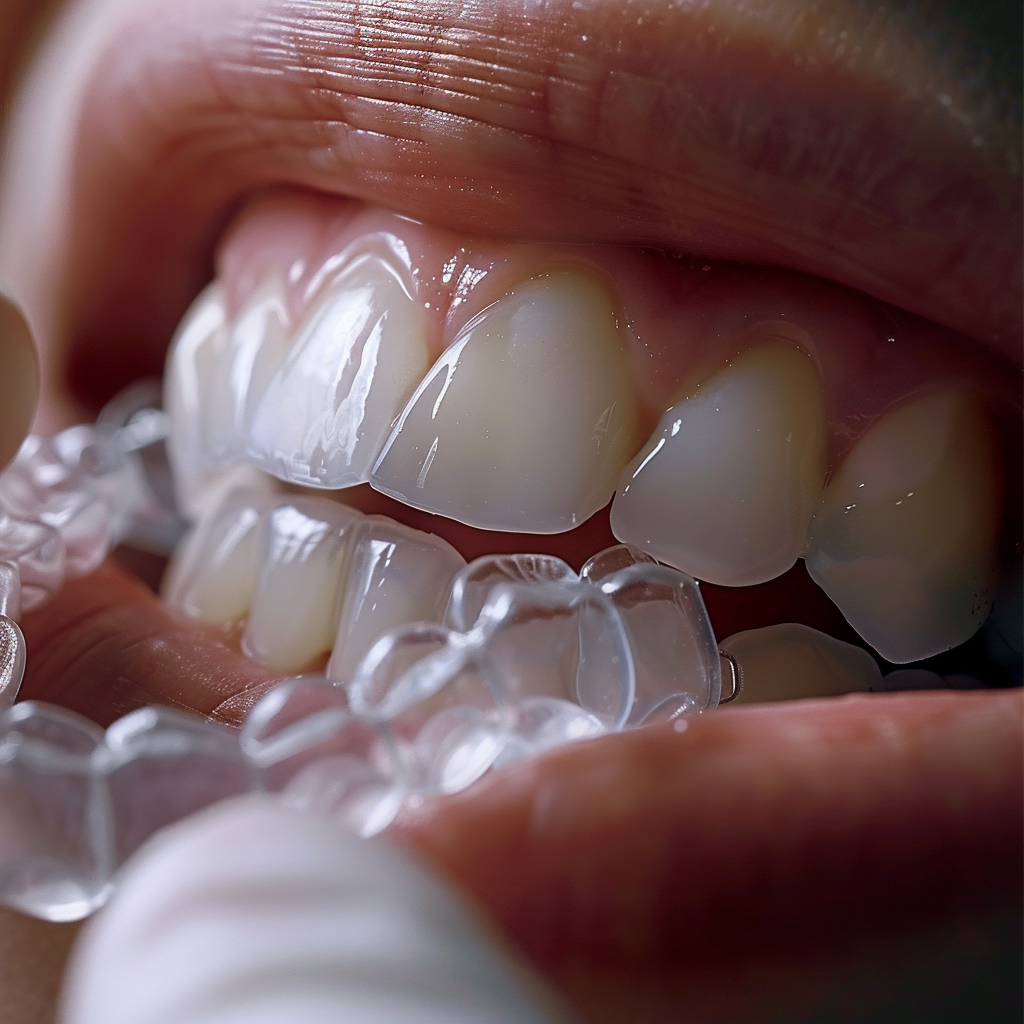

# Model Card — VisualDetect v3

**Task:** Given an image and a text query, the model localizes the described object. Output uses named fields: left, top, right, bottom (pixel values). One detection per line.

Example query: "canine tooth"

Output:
left=805, top=391, right=1004, bottom=663
left=370, top=271, right=637, bottom=533
left=162, top=490, right=269, bottom=625
left=248, top=254, right=430, bottom=488
left=326, top=517, right=465, bottom=686
left=719, top=623, right=882, bottom=704
left=610, top=341, right=827, bottom=586
left=242, top=500, right=358, bottom=672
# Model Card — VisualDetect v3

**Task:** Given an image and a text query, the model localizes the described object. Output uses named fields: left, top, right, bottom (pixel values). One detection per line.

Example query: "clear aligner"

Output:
left=0, top=380, right=182, bottom=708
left=0, top=540, right=722, bottom=922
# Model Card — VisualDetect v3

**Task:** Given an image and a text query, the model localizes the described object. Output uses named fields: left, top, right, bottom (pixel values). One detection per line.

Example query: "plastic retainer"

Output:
left=0, top=546, right=720, bottom=922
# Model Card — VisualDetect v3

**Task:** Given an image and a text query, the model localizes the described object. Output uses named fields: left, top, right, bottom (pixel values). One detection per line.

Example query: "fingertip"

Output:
left=0, top=286, right=38, bottom=471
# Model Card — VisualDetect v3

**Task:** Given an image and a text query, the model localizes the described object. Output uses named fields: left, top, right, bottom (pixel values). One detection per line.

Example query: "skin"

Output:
left=0, top=1, right=1020, bottom=1021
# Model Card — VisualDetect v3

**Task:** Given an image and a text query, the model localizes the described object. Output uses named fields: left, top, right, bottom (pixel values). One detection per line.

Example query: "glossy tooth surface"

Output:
left=242, top=500, right=357, bottom=673
left=162, top=490, right=269, bottom=625
left=164, top=283, right=270, bottom=520
left=805, top=391, right=1004, bottom=663
left=326, top=518, right=466, bottom=686
left=371, top=271, right=637, bottom=533
left=719, top=623, right=882, bottom=704
left=248, top=253, right=430, bottom=488
left=610, top=341, right=827, bottom=586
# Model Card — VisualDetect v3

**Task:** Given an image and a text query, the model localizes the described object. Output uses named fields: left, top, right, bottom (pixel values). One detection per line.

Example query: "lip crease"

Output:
left=2, top=0, right=1018, bottom=421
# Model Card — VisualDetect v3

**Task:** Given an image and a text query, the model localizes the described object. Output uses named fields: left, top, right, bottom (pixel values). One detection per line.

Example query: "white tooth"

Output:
left=217, top=272, right=292, bottom=458
left=610, top=341, right=827, bottom=586
left=242, top=499, right=359, bottom=672
left=162, top=489, right=269, bottom=625
left=247, top=253, right=430, bottom=488
left=719, top=623, right=882, bottom=704
left=164, top=281, right=276, bottom=521
left=370, top=270, right=637, bottom=533
left=326, top=517, right=465, bottom=686
left=805, top=391, right=1004, bottom=663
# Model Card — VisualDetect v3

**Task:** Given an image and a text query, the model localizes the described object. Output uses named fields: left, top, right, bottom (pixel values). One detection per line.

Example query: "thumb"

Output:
left=0, top=284, right=38, bottom=472
left=59, top=795, right=570, bottom=1024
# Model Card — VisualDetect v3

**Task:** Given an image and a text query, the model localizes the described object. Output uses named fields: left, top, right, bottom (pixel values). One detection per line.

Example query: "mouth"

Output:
left=0, top=0, right=1021, bottom=1018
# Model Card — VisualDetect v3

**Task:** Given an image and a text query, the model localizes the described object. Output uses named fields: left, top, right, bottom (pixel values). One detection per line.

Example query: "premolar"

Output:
left=370, top=270, right=638, bottom=533
left=610, top=340, right=827, bottom=586
left=805, top=391, right=1005, bottom=663
left=719, top=623, right=882, bottom=704
left=247, top=252, right=431, bottom=488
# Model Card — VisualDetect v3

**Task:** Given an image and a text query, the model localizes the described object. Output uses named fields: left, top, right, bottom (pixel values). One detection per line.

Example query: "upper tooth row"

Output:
left=165, top=255, right=1006, bottom=664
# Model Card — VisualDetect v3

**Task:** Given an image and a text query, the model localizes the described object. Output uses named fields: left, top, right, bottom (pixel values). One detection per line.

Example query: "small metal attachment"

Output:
left=718, top=648, right=742, bottom=704
left=0, top=614, right=26, bottom=710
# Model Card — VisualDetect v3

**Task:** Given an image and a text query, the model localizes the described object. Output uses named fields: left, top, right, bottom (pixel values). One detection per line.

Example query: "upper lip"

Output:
left=10, top=0, right=1019, bottom=403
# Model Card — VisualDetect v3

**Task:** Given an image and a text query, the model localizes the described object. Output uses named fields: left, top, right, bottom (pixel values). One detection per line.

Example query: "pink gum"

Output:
left=217, top=189, right=1022, bottom=475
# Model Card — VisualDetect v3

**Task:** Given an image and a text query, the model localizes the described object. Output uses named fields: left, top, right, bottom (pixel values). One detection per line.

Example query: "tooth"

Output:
left=805, top=391, right=1004, bottom=663
left=326, top=516, right=465, bottom=686
left=610, top=340, right=827, bottom=586
left=370, top=270, right=638, bottom=533
left=247, top=253, right=430, bottom=488
left=162, top=489, right=269, bottom=625
left=719, top=623, right=882, bottom=703
left=242, top=499, right=359, bottom=672
left=164, top=283, right=271, bottom=520
left=217, top=272, right=293, bottom=459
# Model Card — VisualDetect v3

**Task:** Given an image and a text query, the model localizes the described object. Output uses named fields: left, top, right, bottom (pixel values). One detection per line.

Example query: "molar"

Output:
left=610, top=340, right=827, bottom=586
left=369, top=270, right=638, bottom=533
left=805, top=391, right=1005, bottom=663
left=247, top=252, right=431, bottom=488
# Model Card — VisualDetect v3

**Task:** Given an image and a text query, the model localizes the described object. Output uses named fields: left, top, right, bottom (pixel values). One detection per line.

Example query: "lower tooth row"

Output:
left=164, top=489, right=722, bottom=727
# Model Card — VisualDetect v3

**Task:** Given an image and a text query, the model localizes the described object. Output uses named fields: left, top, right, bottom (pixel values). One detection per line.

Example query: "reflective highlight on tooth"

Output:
left=164, top=283, right=273, bottom=520
left=719, top=623, right=882, bottom=704
left=611, top=341, right=827, bottom=586
left=248, top=253, right=430, bottom=488
left=326, top=517, right=465, bottom=686
left=371, top=271, right=638, bottom=533
left=242, top=501, right=355, bottom=672
left=165, top=490, right=467, bottom=676
left=805, top=391, right=1004, bottom=663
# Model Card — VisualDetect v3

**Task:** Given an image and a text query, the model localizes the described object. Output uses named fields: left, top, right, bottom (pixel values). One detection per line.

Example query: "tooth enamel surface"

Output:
left=370, top=270, right=637, bottom=533
left=719, top=623, right=882, bottom=704
left=247, top=253, right=430, bottom=488
left=805, top=391, right=1004, bottom=664
left=242, top=501, right=357, bottom=673
left=610, top=341, right=827, bottom=586
left=162, top=490, right=269, bottom=625
left=167, top=491, right=467, bottom=677
left=164, top=283, right=275, bottom=520
left=326, top=517, right=465, bottom=686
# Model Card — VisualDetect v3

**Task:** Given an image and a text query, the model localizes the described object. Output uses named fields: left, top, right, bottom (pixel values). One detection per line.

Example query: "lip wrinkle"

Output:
left=6, top=0, right=1017, bottom=414
left=395, top=690, right=1023, bottom=1020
